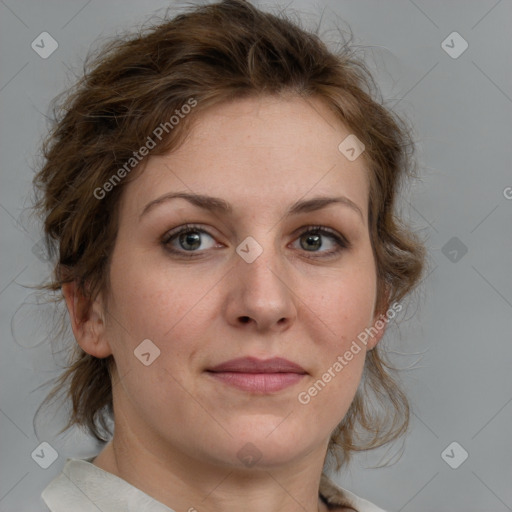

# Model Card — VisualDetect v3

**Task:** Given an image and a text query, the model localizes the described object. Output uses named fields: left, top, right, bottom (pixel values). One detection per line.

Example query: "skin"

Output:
left=63, top=95, right=387, bottom=512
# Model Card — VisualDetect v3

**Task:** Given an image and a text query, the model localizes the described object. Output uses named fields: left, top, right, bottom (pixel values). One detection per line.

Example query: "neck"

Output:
left=93, top=413, right=332, bottom=512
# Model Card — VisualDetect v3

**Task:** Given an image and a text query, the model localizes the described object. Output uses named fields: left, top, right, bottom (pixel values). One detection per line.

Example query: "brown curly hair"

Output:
left=34, top=0, right=425, bottom=470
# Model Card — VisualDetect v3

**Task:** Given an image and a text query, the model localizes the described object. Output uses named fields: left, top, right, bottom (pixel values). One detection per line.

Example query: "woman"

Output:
left=34, top=0, right=425, bottom=510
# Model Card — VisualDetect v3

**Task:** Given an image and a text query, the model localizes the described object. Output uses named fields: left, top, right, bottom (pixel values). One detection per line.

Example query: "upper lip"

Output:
left=207, top=357, right=307, bottom=374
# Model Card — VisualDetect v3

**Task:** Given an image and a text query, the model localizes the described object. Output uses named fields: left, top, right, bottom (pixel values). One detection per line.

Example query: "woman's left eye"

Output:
left=291, top=226, right=349, bottom=257
left=162, top=224, right=349, bottom=258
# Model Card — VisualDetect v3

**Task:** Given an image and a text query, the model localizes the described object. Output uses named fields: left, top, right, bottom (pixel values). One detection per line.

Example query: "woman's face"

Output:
left=96, top=95, right=383, bottom=469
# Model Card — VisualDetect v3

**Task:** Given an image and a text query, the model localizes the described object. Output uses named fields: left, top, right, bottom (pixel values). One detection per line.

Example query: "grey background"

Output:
left=1, top=0, right=511, bottom=511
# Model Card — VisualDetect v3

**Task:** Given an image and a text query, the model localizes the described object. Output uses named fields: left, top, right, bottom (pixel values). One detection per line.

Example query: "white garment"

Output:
left=42, top=458, right=387, bottom=512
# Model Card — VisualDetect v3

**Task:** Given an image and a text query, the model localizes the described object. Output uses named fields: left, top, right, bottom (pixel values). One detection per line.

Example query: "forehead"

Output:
left=121, top=95, right=370, bottom=221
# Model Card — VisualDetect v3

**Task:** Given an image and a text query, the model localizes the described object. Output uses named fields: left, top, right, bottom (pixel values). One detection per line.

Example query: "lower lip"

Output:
left=206, top=372, right=305, bottom=393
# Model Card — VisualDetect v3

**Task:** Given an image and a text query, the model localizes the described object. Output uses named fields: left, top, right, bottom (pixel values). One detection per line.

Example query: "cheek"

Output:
left=296, top=283, right=371, bottom=432
left=104, top=248, right=218, bottom=370
left=296, top=263, right=376, bottom=420
left=314, top=262, right=377, bottom=347
left=103, top=251, right=211, bottom=424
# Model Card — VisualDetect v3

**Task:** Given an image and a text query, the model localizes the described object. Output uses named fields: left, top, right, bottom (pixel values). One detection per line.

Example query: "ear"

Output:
left=61, top=281, right=112, bottom=358
left=366, top=290, right=392, bottom=351
left=365, top=309, right=388, bottom=351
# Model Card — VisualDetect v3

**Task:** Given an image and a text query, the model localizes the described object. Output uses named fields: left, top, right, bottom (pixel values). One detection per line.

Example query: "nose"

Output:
left=223, top=239, right=297, bottom=332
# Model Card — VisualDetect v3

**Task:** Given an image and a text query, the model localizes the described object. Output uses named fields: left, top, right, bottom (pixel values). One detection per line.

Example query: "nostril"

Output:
left=239, top=316, right=250, bottom=323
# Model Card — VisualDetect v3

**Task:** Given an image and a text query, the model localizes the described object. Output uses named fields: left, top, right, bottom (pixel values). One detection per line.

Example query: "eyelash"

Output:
left=161, top=223, right=350, bottom=259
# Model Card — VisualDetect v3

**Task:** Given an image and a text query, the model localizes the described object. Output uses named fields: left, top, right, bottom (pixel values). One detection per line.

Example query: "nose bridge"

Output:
left=228, top=229, right=296, bottom=328
left=235, top=231, right=286, bottom=294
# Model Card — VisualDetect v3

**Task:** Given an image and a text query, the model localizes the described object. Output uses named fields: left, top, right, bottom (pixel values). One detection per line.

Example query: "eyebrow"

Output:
left=140, top=192, right=364, bottom=221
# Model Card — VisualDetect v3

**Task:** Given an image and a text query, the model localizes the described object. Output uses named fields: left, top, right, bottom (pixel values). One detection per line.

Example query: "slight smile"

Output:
left=205, top=357, right=308, bottom=393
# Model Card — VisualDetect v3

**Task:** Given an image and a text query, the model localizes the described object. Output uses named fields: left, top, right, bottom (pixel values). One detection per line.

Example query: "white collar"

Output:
left=42, top=458, right=386, bottom=512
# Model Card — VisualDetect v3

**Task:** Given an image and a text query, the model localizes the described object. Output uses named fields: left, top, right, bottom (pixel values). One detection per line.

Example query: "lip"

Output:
left=206, top=357, right=307, bottom=393
left=208, top=356, right=306, bottom=374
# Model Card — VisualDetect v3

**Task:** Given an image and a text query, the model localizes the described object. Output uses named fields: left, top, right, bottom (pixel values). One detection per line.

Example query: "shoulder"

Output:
left=319, top=473, right=388, bottom=512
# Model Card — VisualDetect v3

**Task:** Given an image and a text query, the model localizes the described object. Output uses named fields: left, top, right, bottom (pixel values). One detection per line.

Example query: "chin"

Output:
left=203, top=424, right=317, bottom=470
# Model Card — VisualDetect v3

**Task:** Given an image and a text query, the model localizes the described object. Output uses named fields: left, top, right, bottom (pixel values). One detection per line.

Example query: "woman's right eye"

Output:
left=162, top=224, right=219, bottom=256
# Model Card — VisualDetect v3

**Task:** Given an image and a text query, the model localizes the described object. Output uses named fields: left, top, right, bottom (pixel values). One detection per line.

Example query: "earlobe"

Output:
left=61, top=281, right=112, bottom=359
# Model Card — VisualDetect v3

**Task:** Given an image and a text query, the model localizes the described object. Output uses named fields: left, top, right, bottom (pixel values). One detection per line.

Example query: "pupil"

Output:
left=180, top=231, right=201, bottom=250
left=303, top=233, right=321, bottom=251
